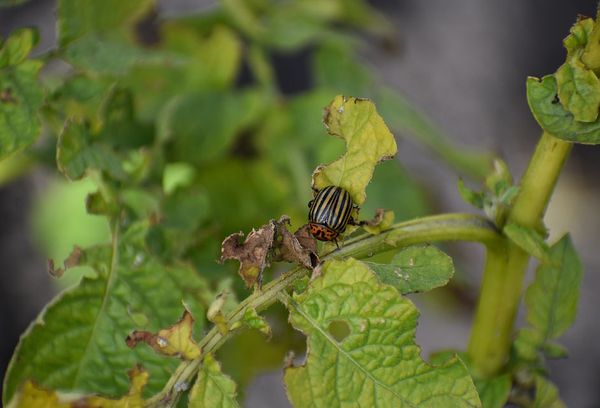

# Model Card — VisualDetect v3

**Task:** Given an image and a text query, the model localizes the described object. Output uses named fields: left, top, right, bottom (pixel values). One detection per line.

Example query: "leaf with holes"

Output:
left=284, top=258, right=480, bottom=407
left=312, top=95, right=397, bottom=205
left=2, top=223, right=210, bottom=405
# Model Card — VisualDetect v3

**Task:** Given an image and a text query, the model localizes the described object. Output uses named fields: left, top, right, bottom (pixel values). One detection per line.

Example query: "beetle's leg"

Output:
left=334, top=238, right=340, bottom=249
left=307, top=199, right=314, bottom=208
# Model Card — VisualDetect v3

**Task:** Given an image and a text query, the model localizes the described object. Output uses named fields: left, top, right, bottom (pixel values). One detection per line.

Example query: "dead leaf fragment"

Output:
left=273, top=217, right=318, bottom=270
left=126, top=307, right=201, bottom=360
left=220, top=222, right=275, bottom=288
left=47, top=246, right=83, bottom=278
left=220, top=216, right=318, bottom=289
left=362, top=209, right=395, bottom=234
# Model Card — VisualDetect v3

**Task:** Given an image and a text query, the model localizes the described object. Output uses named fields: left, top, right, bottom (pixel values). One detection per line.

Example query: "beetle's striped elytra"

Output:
left=308, top=185, right=354, bottom=242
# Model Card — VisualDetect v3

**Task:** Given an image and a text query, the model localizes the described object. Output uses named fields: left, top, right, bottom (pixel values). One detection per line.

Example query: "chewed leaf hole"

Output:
left=327, top=320, right=351, bottom=342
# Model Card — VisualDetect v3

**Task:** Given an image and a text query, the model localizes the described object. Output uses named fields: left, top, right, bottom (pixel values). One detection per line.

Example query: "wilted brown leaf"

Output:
left=47, top=246, right=83, bottom=278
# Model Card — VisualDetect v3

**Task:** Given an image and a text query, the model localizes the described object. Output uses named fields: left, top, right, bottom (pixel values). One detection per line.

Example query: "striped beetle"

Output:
left=308, top=185, right=356, bottom=242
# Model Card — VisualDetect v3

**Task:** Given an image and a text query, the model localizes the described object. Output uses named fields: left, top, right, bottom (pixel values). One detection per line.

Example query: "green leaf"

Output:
left=564, top=18, right=593, bottom=56
left=513, top=328, right=543, bottom=362
left=363, top=245, right=454, bottom=294
left=524, top=234, right=582, bottom=341
left=376, top=88, right=493, bottom=179
left=542, top=341, right=568, bottom=359
left=457, top=178, right=485, bottom=209
left=2, top=223, right=210, bottom=405
left=189, top=353, right=240, bottom=408
left=555, top=58, right=600, bottom=122
left=57, top=0, right=153, bottom=47
left=56, top=121, right=127, bottom=181
left=503, top=223, right=551, bottom=263
left=284, top=258, right=480, bottom=407
left=161, top=89, right=266, bottom=165
left=63, top=34, right=184, bottom=76
left=239, top=307, right=272, bottom=338
left=313, top=95, right=397, bottom=205
left=0, top=60, right=43, bottom=160
left=475, top=374, right=511, bottom=408
left=526, top=75, right=600, bottom=144
left=0, top=28, right=39, bottom=67
left=313, top=42, right=373, bottom=96
left=533, top=376, right=566, bottom=408
left=162, top=24, right=241, bottom=90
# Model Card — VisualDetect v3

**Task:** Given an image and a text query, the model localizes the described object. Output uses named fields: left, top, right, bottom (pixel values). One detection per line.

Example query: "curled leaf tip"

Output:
left=126, top=306, right=201, bottom=360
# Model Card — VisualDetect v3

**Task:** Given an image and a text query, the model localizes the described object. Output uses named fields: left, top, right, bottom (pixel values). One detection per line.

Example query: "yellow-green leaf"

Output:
left=556, top=58, right=600, bottom=122
left=189, top=353, right=240, bottom=408
left=284, top=258, right=480, bottom=407
left=313, top=95, right=397, bottom=205
left=126, top=307, right=201, bottom=360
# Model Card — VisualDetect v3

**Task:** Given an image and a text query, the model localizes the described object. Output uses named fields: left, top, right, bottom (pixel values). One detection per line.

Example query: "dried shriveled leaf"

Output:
left=284, top=258, right=480, bottom=407
left=47, top=246, right=82, bottom=278
left=126, top=307, right=201, bottom=360
left=220, top=216, right=318, bottom=288
left=313, top=95, right=397, bottom=205
left=362, top=208, right=394, bottom=234
left=273, top=217, right=316, bottom=270
left=220, top=222, right=275, bottom=288
left=189, top=353, right=239, bottom=408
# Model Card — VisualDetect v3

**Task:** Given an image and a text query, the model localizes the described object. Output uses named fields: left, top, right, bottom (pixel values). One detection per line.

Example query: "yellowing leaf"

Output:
left=126, top=307, right=201, bottom=360
left=313, top=96, right=397, bottom=205
left=8, top=367, right=149, bottom=408
left=189, top=353, right=239, bottom=408
left=8, top=381, right=70, bottom=408
left=79, top=366, right=149, bottom=407
left=284, top=258, right=480, bottom=407
left=362, top=208, right=395, bottom=234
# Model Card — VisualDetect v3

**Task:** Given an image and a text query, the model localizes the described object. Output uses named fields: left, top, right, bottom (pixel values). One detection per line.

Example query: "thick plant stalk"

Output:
left=467, top=131, right=572, bottom=376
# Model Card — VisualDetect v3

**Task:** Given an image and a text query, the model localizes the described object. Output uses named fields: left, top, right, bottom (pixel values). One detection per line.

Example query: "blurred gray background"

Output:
left=1, top=1, right=599, bottom=406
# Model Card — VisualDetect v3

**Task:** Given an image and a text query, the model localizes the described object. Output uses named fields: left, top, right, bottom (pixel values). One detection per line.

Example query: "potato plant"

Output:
left=0, top=1, right=594, bottom=407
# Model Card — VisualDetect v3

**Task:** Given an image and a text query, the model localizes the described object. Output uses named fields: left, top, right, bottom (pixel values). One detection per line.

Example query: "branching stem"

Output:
left=467, top=131, right=572, bottom=376
left=145, top=213, right=501, bottom=407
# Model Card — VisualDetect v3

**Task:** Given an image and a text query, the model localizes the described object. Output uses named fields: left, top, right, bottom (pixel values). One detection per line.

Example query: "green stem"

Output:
left=145, top=213, right=501, bottom=407
left=467, top=131, right=572, bottom=377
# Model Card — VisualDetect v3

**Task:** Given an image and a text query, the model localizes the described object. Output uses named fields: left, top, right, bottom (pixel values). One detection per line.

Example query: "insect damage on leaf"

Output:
left=126, top=306, right=201, bottom=360
left=46, top=246, right=83, bottom=278
left=283, top=258, right=480, bottom=407
left=312, top=95, right=398, bottom=206
left=362, top=208, right=395, bottom=234
left=8, top=366, right=149, bottom=407
left=220, top=216, right=317, bottom=288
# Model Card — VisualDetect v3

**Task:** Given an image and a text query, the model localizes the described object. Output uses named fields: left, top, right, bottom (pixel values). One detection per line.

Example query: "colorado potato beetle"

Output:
left=308, top=185, right=355, bottom=242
